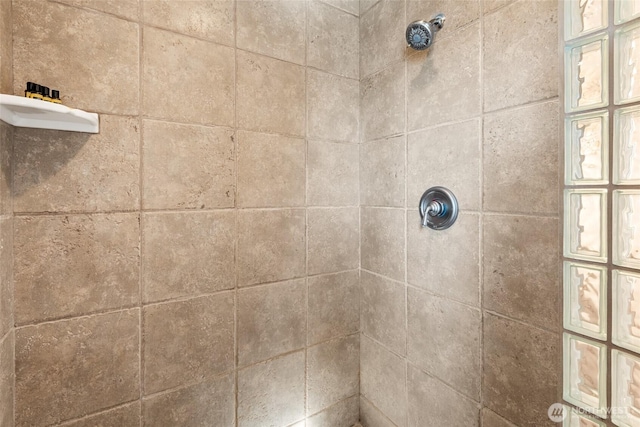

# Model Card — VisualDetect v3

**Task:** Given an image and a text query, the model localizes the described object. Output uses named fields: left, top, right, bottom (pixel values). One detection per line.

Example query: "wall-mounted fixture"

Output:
left=406, top=13, right=446, bottom=51
left=418, top=186, right=458, bottom=230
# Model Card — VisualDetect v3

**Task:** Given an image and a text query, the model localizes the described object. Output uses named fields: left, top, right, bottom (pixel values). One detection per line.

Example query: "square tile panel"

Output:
left=563, top=261, right=607, bottom=340
left=565, top=33, right=609, bottom=113
left=614, top=106, right=640, bottom=184
left=565, top=0, right=607, bottom=40
left=612, top=349, right=640, bottom=426
left=613, top=269, right=640, bottom=354
left=565, top=110, right=609, bottom=185
left=563, top=333, right=607, bottom=417
left=564, top=189, right=608, bottom=263
left=613, top=190, right=640, bottom=269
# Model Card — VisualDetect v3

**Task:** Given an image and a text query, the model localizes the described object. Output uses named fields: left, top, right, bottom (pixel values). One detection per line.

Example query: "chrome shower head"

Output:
left=406, top=13, right=445, bottom=50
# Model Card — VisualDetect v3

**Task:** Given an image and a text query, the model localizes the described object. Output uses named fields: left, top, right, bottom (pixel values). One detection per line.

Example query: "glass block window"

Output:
left=564, top=1, right=640, bottom=423
left=566, top=34, right=609, bottom=113
left=564, top=261, right=608, bottom=340
left=563, top=333, right=608, bottom=416
left=565, top=110, right=609, bottom=185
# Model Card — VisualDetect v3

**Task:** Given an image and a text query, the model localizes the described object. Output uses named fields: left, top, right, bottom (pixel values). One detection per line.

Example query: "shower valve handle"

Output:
left=419, top=187, right=458, bottom=230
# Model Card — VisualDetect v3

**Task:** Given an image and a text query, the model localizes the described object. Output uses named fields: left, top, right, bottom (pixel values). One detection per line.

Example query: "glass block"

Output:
left=614, top=105, right=640, bottom=184
left=563, top=333, right=607, bottom=417
left=564, top=261, right=608, bottom=340
left=615, top=21, right=640, bottom=105
left=566, top=0, right=608, bottom=40
left=613, top=190, right=640, bottom=269
left=564, top=189, right=608, bottom=263
left=612, top=349, right=640, bottom=426
left=565, top=34, right=609, bottom=113
left=566, top=110, right=609, bottom=185
left=613, top=270, right=640, bottom=354
left=616, top=0, right=640, bottom=25
left=563, top=406, right=606, bottom=427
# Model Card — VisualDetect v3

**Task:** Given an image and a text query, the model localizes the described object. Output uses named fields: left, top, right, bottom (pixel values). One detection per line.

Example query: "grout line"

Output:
left=406, top=358, right=483, bottom=405
left=402, top=1, right=410, bottom=424
left=232, top=0, right=239, bottom=423
left=52, top=399, right=141, bottom=426
left=305, top=393, right=360, bottom=419
left=315, top=0, right=359, bottom=18
left=137, top=0, right=144, bottom=420
left=478, top=0, right=486, bottom=422
left=14, top=307, right=141, bottom=330
left=304, top=0, right=310, bottom=418
left=359, top=394, right=399, bottom=427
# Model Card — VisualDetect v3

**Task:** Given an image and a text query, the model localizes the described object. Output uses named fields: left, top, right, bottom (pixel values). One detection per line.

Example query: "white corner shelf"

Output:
left=0, top=94, right=99, bottom=133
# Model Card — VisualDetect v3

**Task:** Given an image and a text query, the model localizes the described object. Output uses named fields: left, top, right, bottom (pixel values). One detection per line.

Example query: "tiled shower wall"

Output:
left=4, top=0, right=361, bottom=425
left=358, top=0, right=561, bottom=426
left=0, top=0, right=14, bottom=424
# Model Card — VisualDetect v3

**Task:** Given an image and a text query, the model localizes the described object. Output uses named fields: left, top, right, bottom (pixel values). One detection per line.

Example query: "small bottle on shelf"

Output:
left=30, top=83, right=43, bottom=101
left=40, top=86, right=52, bottom=102
left=24, top=82, right=37, bottom=98
left=50, top=90, right=62, bottom=104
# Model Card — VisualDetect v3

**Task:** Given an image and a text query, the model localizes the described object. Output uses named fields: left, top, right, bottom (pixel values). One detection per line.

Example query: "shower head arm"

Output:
left=430, top=13, right=445, bottom=31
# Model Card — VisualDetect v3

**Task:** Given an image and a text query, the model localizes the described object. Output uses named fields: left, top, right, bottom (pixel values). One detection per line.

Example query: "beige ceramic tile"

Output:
left=143, top=373, right=234, bottom=427
left=483, top=313, right=560, bottom=427
left=360, top=270, right=406, bottom=355
left=0, top=332, right=13, bottom=427
left=143, top=0, right=234, bottom=45
left=15, top=310, right=139, bottom=426
left=407, top=23, right=481, bottom=131
left=237, top=50, right=306, bottom=136
left=308, top=70, right=359, bottom=143
left=13, top=116, right=140, bottom=213
left=0, top=0, right=12, bottom=95
left=59, top=402, right=141, bottom=427
left=55, top=0, right=139, bottom=20
left=361, top=207, right=405, bottom=281
left=237, top=209, right=306, bottom=286
left=307, top=395, right=359, bottom=427
left=308, top=208, right=359, bottom=275
left=359, top=0, right=406, bottom=77
left=483, top=0, right=558, bottom=111
left=360, top=0, right=380, bottom=15
left=308, top=1, right=359, bottom=78
left=142, top=211, right=235, bottom=303
left=143, top=293, right=234, bottom=394
left=0, top=217, right=12, bottom=339
left=143, top=27, right=234, bottom=126
left=407, top=212, right=480, bottom=307
left=237, top=279, right=306, bottom=366
left=360, top=395, right=396, bottom=427
left=142, top=120, right=234, bottom=210
left=483, top=0, right=516, bottom=14
left=238, top=351, right=306, bottom=427
left=307, top=141, right=359, bottom=206
left=407, top=288, right=482, bottom=399
left=308, top=271, right=360, bottom=345
left=13, top=0, right=139, bottom=114
left=407, top=0, right=480, bottom=34
left=236, top=0, right=306, bottom=64
left=0, top=122, right=12, bottom=216
left=359, top=396, right=396, bottom=427
left=237, top=130, right=306, bottom=208
left=308, top=335, right=360, bottom=414
left=360, top=136, right=405, bottom=207
left=14, top=214, right=139, bottom=325
left=321, top=0, right=359, bottom=15
left=408, top=119, right=481, bottom=210
left=483, top=101, right=559, bottom=214
left=360, top=62, right=405, bottom=142
left=483, top=215, right=560, bottom=331
left=481, top=408, right=519, bottom=427
left=407, top=365, right=480, bottom=427
left=360, top=335, right=407, bottom=426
